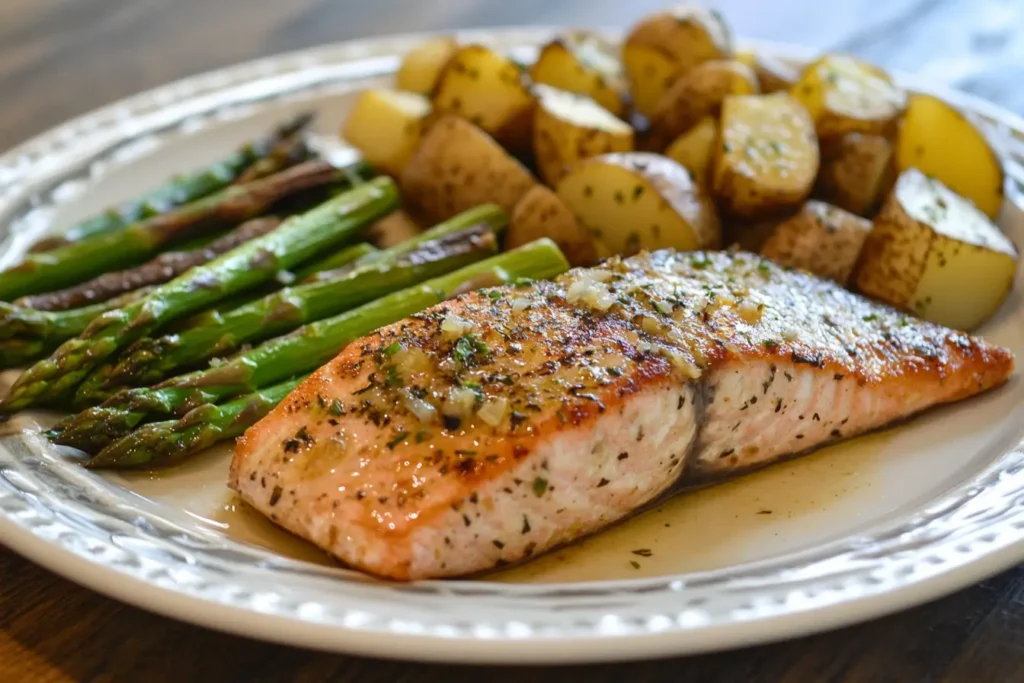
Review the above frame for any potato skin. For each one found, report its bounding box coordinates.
[760,200,871,285]
[664,116,719,186]
[816,133,896,216]
[712,93,820,218]
[400,116,537,223]
[530,33,627,117]
[395,36,459,95]
[648,59,758,149]
[750,53,800,94]
[508,185,597,266]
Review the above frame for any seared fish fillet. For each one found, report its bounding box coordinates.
[230,250,1013,580]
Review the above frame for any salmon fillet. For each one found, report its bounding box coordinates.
[229,250,1014,580]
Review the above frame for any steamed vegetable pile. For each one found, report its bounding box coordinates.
[342,3,1017,332]
[0,116,570,468]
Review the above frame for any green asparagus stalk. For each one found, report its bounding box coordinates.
[0,287,155,344]
[1,178,399,412]
[0,338,49,370]
[28,113,315,253]
[86,376,306,469]
[0,159,359,302]
[95,225,498,395]
[50,239,568,451]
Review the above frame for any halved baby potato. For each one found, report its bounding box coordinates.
[342,89,432,176]
[854,168,1018,330]
[749,53,800,94]
[622,4,734,116]
[532,85,634,186]
[760,200,871,285]
[508,185,597,267]
[530,32,627,117]
[896,93,1005,219]
[368,209,425,248]
[401,116,537,222]
[556,152,721,256]
[664,115,719,186]
[712,92,819,218]
[431,44,536,150]
[395,36,459,95]
[816,133,896,216]
[648,59,759,149]
[791,54,906,140]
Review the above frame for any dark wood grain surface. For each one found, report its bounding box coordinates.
[2,1,1024,681]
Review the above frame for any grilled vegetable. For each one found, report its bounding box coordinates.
[855,169,1018,330]
[508,185,597,266]
[395,36,459,94]
[530,32,627,117]
[712,92,819,218]
[664,116,719,186]
[815,133,896,217]
[556,152,721,256]
[532,85,634,185]
[342,90,432,176]
[759,201,871,285]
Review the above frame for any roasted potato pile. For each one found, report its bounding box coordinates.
[337,3,1016,329]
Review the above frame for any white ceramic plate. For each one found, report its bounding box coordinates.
[1,30,1023,665]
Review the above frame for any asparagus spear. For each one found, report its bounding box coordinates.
[85,377,306,469]
[14,216,283,312]
[50,239,568,451]
[97,225,498,394]
[0,338,49,370]
[0,287,155,343]
[28,113,316,253]
[0,159,361,302]
[1,177,399,412]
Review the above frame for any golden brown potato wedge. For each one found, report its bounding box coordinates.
[790,54,906,140]
[816,133,896,216]
[341,89,432,177]
[532,85,634,186]
[895,93,1004,219]
[622,4,734,116]
[431,44,536,150]
[508,185,597,266]
[749,53,800,93]
[760,201,871,285]
[712,92,819,218]
[400,116,537,222]
[664,115,719,186]
[368,209,425,248]
[530,32,627,117]
[395,36,459,95]
[854,168,1018,330]
[648,59,758,149]
[556,152,721,256]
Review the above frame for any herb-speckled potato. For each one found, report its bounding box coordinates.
[664,115,718,186]
[712,92,819,218]
[855,169,1018,330]
[738,52,800,94]
[532,85,634,186]
[395,36,459,95]
[622,4,734,116]
[896,93,1005,219]
[648,59,759,149]
[760,200,871,285]
[342,89,432,177]
[816,133,896,216]
[431,44,536,150]
[791,54,906,140]
[401,116,537,223]
[556,152,721,256]
[530,32,627,117]
[508,185,597,266]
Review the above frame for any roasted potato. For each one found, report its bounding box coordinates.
[712,92,819,218]
[431,44,535,150]
[556,152,721,256]
[395,36,459,94]
[816,133,896,216]
[854,168,1018,330]
[791,54,906,140]
[368,209,425,248]
[401,116,537,222]
[648,59,759,149]
[530,32,627,117]
[749,53,800,94]
[760,201,871,285]
[342,89,431,177]
[622,4,734,116]
[896,93,1004,219]
[532,85,634,186]
[664,115,718,186]
[508,185,597,266]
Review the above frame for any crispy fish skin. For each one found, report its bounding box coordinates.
[230,250,1014,580]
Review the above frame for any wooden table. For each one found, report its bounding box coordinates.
[2,1,1023,680]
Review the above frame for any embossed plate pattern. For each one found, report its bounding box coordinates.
[1,31,1023,664]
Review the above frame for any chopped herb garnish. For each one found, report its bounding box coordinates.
[764,339,780,349]
[386,431,409,450]
[353,381,375,395]
[328,399,345,416]
[415,430,431,443]
[631,548,653,557]
[862,314,879,322]
[452,334,490,367]
[455,449,478,456]
[532,476,549,497]
[383,341,402,356]
[691,253,712,269]
[487,289,503,301]
[513,277,534,288]
[630,560,641,570]
[385,366,403,387]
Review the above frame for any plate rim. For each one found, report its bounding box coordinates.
[1,27,1023,665]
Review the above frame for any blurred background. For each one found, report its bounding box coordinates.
[2,0,1023,150]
